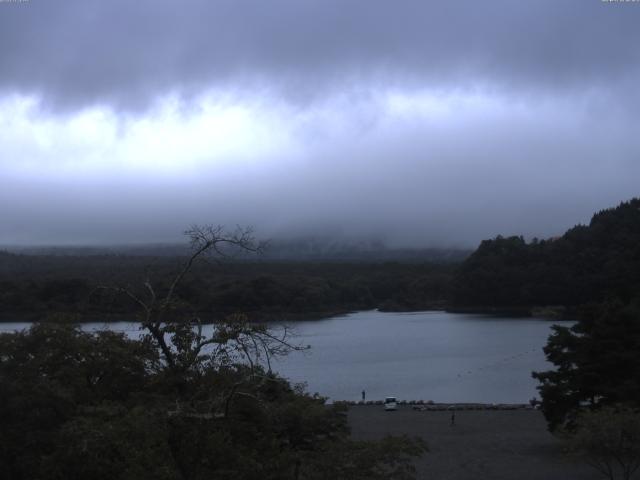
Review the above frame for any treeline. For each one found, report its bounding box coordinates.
[0,253,455,321]
[452,198,640,313]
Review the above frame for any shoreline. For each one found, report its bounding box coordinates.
[340,400,536,410]
[0,309,355,324]
[0,304,577,323]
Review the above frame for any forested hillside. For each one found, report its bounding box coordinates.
[452,198,640,311]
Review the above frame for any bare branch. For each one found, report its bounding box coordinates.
[144,278,157,306]
[94,225,308,381]
[160,225,260,320]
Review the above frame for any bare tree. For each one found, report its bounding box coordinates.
[99,225,305,376]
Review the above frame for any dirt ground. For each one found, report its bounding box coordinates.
[348,406,602,480]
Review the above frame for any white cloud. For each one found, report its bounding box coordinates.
[1,85,638,246]
[0,92,295,179]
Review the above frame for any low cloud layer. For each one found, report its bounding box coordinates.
[1,1,638,247]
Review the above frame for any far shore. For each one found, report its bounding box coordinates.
[0,309,354,324]
[0,305,578,323]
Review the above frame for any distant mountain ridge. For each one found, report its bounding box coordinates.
[5,238,471,264]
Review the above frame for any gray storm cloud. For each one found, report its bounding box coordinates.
[1,0,639,109]
[0,0,639,247]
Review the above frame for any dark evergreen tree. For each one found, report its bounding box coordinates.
[533,300,640,431]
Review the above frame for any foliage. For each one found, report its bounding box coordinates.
[0,322,426,479]
[0,324,158,479]
[452,198,640,309]
[563,406,640,480]
[532,300,640,431]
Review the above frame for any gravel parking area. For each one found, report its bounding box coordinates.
[348,406,601,480]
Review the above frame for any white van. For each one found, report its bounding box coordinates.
[384,397,398,411]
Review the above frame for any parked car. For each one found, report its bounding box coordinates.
[384,397,397,411]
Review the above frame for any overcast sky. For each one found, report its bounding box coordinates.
[1,0,639,247]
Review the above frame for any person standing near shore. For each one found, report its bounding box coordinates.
[450,411,456,426]
[362,390,366,402]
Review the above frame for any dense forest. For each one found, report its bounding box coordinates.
[0,252,456,322]
[451,198,640,314]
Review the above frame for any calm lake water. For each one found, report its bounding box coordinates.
[0,310,570,403]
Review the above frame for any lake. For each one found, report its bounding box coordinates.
[0,310,570,404]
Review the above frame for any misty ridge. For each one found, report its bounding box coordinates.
[4,237,471,263]
[2,196,639,323]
